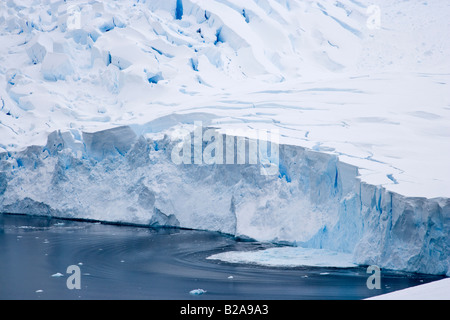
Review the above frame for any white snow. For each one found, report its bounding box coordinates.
[0,0,449,282]
[367,278,450,300]
[207,247,358,268]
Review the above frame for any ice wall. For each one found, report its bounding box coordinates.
[0,124,449,275]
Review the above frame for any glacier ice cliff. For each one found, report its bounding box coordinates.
[0,123,449,276]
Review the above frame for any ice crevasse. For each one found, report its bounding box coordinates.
[0,122,449,276]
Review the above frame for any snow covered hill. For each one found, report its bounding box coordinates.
[1,0,450,275]
[368,277,450,300]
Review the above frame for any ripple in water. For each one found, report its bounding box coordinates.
[0,213,444,300]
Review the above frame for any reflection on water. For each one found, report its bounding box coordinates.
[0,213,444,300]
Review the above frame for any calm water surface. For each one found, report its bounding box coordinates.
[0,213,443,300]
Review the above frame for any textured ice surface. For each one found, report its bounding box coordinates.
[0,0,449,198]
[41,53,74,81]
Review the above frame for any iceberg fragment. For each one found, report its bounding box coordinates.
[26,38,47,64]
[51,273,64,277]
[189,289,206,295]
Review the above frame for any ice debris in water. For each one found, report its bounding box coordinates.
[51,272,64,277]
[189,289,207,295]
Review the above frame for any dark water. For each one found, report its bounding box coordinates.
[0,213,443,300]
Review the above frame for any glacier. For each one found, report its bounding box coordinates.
[1,123,449,275]
[0,0,450,277]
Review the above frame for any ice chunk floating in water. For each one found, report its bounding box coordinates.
[51,273,64,277]
[189,289,207,295]
[207,247,358,268]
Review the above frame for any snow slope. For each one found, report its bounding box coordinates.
[367,278,450,300]
[1,0,450,275]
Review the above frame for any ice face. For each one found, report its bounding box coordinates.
[0,124,449,276]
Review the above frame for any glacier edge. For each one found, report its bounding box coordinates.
[0,124,449,276]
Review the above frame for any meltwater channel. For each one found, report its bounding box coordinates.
[0,213,443,300]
